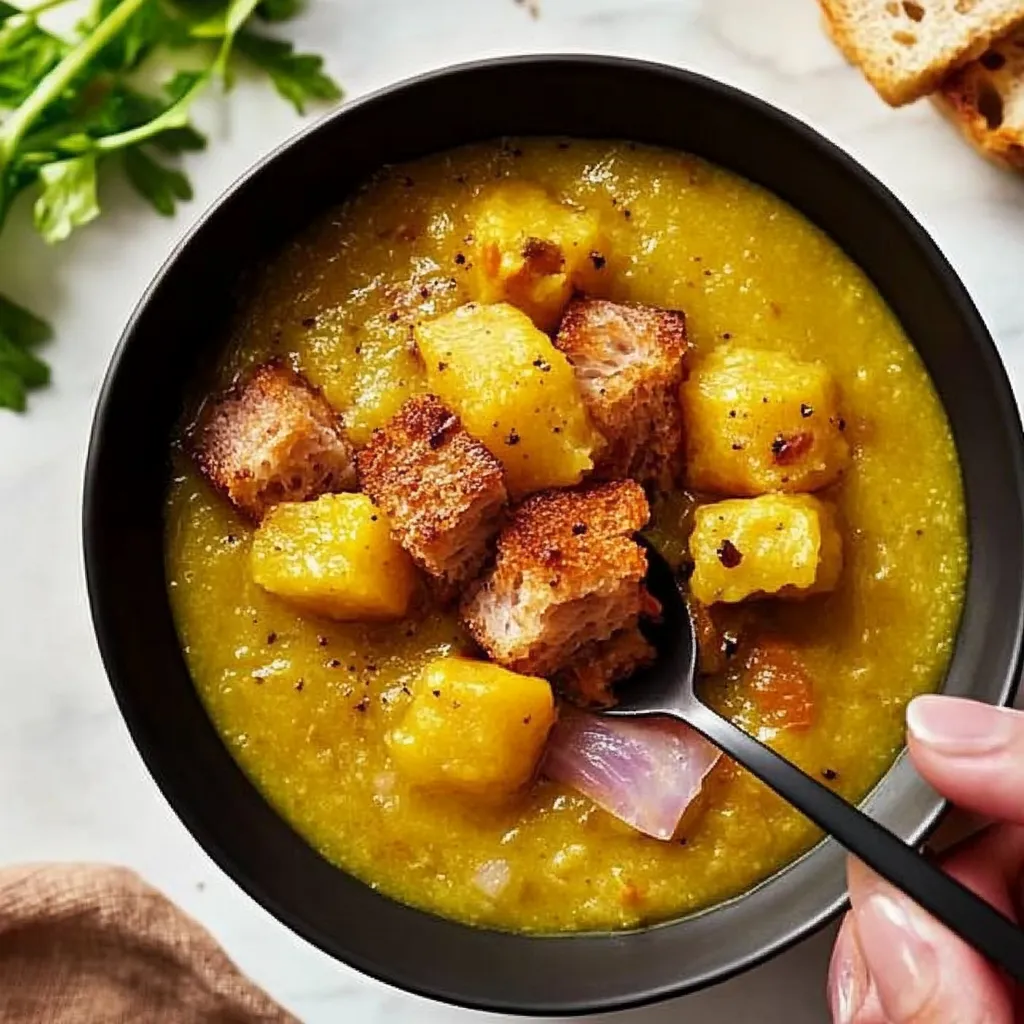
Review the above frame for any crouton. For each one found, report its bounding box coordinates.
[465,182,610,331]
[461,481,657,679]
[555,298,689,490]
[191,361,356,521]
[416,303,603,497]
[681,345,850,496]
[689,494,843,605]
[554,624,656,708]
[251,493,418,621]
[357,394,508,599]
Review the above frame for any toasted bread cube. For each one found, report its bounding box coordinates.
[251,494,417,620]
[689,494,843,605]
[191,361,356,521]
[554,624,656,708]
[555,298,689,490]
[681,346,850,496]
[388,656,556,797]
[466,182,609,331]
[416,303,603,497]
[357,395,508,598]
[462,481,657,678]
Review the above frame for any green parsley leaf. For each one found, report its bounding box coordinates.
[0,331,50,386]
[257,0,301,21]
[33,153,100,243]
[0,18,66,109]
[0,2,21,23]
[0,294,52,348]
[123,146,192,215]
[235,31,341,113]
[0,366,27,411]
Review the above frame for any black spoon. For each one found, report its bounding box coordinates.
[600,540,1024,982]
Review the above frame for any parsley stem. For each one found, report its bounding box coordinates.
[95,74,210,152]
[0,0,151,164]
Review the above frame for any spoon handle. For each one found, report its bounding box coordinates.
[680,700,1024,983]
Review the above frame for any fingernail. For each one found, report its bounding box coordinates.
[906,695,1016,756]
[827,925,868,1024]
[853,892,938,1021]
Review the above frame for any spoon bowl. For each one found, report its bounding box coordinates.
[604,539,1024,983]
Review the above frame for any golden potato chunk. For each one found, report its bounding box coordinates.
[251,493,418,620]
[466,182,609,331]
[689,494,842,604]
[416,302,603,497]
[681,345,850,495]
[388,657,556,797]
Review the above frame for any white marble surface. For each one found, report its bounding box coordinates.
[1,0,1023,1020]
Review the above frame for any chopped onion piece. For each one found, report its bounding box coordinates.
[543,708,721,841]
[473,858,511,899]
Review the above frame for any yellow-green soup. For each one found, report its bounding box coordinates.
[166,139,966,932]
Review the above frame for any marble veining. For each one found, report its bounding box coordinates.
[1,1,1021,1020]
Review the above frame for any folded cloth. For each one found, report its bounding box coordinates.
[0,864,296,1023]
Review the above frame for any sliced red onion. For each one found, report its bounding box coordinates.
[543,709,721,841]
[473,858,511,899]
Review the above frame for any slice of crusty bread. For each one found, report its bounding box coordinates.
[191,361,356,521]
[357,394,508,599]
[820,0,1024,106]
[936,27,1024,167]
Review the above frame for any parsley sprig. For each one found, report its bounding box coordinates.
[0,0,340,410]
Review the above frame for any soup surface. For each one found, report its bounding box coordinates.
[166,139,966,932]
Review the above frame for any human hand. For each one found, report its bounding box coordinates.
[828,694,1024,1023]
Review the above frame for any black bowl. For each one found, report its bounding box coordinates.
[83,56,1024,1015]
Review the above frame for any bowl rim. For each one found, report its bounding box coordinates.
[83,53,1024,1015]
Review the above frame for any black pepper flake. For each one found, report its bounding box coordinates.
[370,514,378,522]
[354,345,362,355]
[432,689,441,698]
[731,443,743,451]
[623,209,632,219]
[822,768,839,781]
[589,252,606,270]
[327,658,341,668]
[455,252,466,265]
[366,664,378,673]
[728,410,737,419]
[704,269,712,277]
[401,685,412,696]
[801,403,814,418]
[437,361,448,372]
[557,141,570,150]
[505,429,521,446]
[532,358,551,372]
[572,523,588,536]
[354,697,370,712]
[252,674,263,685]
[837,417,847,432]
[348,665,356,672]
[523,715,532,725]
[419,286,430,300]
[400,175,415,188]
[717,539,743,569]
[916,528,925,537]
[226,534,237,545]
[429,413,458,449]
[552,426,561,434]
[721,633,740,659]
[295,679,304,692]
[452,700,462,709]
[722,332,732,340]
[317,635,329,647]
[678,837,688,847]
[387,311,399,323]
[455,174,467,185]
[301,316,316,328]
[266,632,277,645]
